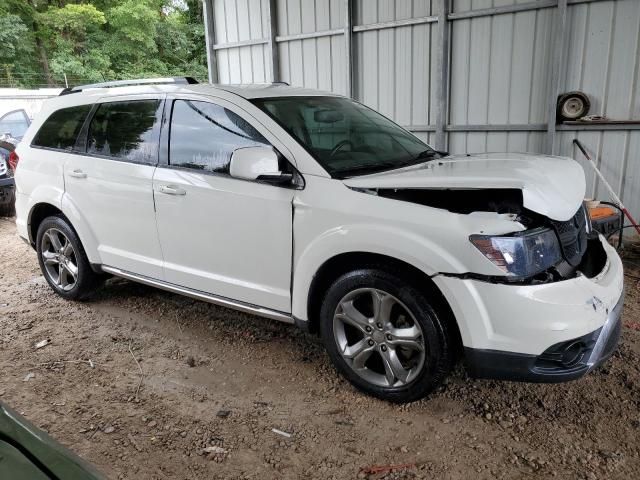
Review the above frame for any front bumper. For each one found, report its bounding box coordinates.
[433,234,625,382]
[464,290,623,382]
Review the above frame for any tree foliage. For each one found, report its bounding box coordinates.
[0,0,208,87]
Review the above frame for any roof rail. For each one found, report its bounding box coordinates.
[272,81,290,86]
[59,77,199,96]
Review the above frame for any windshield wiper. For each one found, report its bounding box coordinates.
[333,149,448,178]
[333,161,403,178]
[413,149,446,162]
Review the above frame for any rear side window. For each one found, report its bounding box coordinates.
[87,100,162,164]
[32,105,91,150]
[169,100,267,174]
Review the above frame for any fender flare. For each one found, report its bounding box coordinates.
[291,223,468,321]
[25,184,64,242]
[60,193,102,265]
[28,192,102,266]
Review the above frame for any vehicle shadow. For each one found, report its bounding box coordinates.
[89,275,327,360]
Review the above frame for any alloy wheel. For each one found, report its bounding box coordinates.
[333,288,426,388]
[41,228,79,292]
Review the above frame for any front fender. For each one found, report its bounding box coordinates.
[291,222,468,321]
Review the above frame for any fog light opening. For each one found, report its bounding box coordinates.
[561,341,586,367]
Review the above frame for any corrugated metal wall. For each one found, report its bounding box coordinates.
[557,0,640,218]
[213,0,271,83]
[206,0,640,224]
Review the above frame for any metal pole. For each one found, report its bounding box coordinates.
[344,0,354,97]
[434,0,451,151]
[203,0,219,83]
[546,0,567,154]
[267,0,280,82]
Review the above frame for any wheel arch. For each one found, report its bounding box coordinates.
[28,202,65,246]
[28,200,101,267]
[302,251,463,357]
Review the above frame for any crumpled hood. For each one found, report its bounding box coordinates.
[342,153,586,221]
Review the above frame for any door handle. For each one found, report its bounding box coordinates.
[159,185,187,196]
[68,169,87,179]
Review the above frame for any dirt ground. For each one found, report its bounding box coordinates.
[1,217,639,480]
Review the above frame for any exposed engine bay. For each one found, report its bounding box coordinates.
[366,187,608,285]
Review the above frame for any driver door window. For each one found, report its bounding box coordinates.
[169,100,268,174]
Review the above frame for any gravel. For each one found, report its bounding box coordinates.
[1,217,639,479]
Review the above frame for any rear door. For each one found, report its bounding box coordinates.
[63,95,165,279]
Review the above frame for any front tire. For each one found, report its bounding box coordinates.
[36,216,100,300]
[319,268,452,403]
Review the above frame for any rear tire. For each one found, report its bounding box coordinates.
[319,268,452,403]
[36,216,100,300]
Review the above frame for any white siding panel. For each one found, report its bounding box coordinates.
[288,40,304,86]
[316,37,333,91]
[217,50,230,83]
[236,0,251,41]
[508,10,537,124]
[276,0,289,34]
[213,0,228,43]
[278,43,291,83]
[239,46,253,82]
[223,0,239,42]
[247,0,264,39]
[395,26,413,125]
[487,8,514,125]
[330,35,346,95]
[378,29,396,117]
[250,45,267,82]
[413,24,431,126]
[302,39,319,88]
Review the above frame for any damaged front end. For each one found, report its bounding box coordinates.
[367,187,607,285]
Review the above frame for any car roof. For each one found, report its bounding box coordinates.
[57,82,340,103]
[191,83,340,99]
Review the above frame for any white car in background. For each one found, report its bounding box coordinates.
[13,78,624,402]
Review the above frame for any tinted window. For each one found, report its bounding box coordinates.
[32,105,91,150]
[0,110,29,139]
[87,100,162,164]
[169,100,267,174]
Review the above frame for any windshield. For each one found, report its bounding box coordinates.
[251,96,440,178]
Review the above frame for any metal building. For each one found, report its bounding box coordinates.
[202,0,640,221]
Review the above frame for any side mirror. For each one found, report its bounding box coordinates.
[229,146,293,185]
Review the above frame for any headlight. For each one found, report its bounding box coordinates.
[470,228,562,277]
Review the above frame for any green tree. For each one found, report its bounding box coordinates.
[38,3,108,83]
[0,0,208,88]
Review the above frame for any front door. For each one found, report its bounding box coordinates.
[63,96,165,279]
[153,98,295,313]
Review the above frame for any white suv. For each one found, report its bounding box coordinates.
[14,78,624,402]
